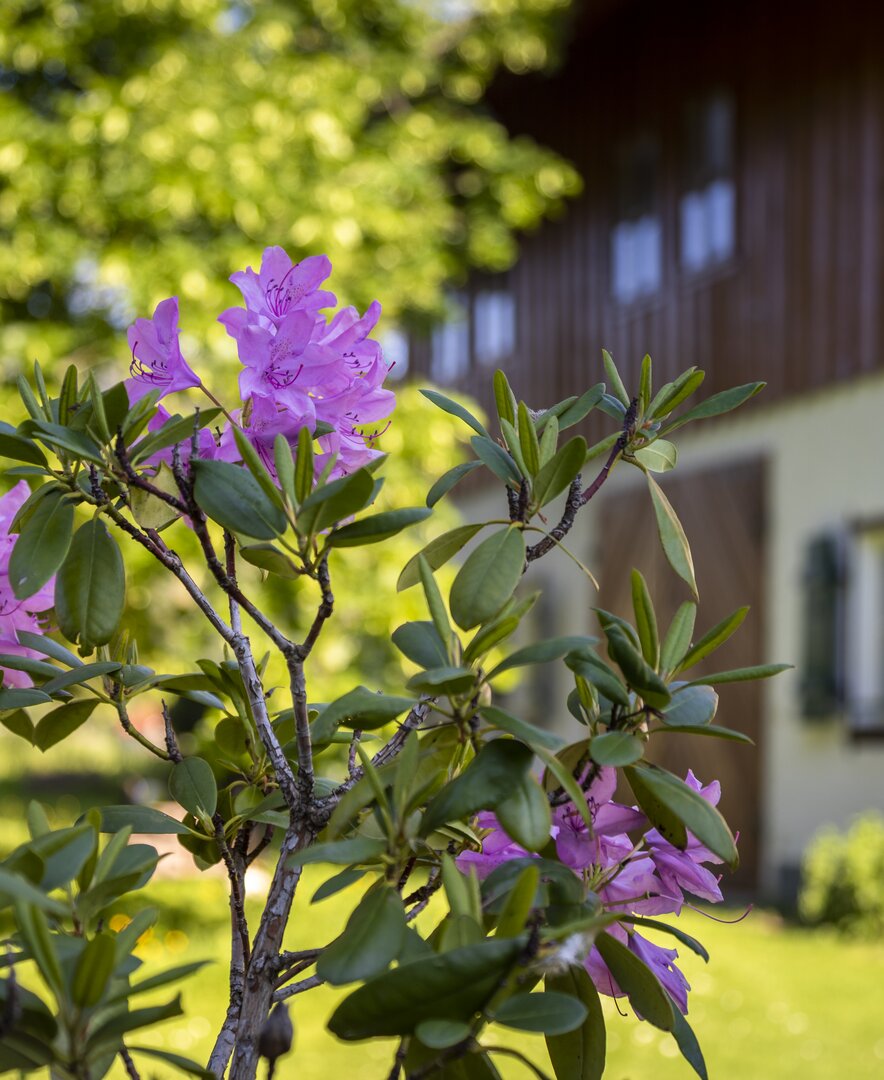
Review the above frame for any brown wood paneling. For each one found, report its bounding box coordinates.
[595,460,767,890]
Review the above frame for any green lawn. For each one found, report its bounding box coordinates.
[114,874,884,1080]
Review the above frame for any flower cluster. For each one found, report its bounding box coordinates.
[457,767,726,1015]
[127,247,395,480]
[0,482,55,688]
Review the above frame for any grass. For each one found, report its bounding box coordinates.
[108,874,884,1080]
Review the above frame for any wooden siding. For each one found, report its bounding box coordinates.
[410,0,884,434]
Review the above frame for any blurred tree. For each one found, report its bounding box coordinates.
[0,0,580,369]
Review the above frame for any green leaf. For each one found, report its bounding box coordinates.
[647,368,705,420]
[407,666,475,695]
[238,542,299,578]
[625,762,738,868]
[647,475,697,598]
[532,437,587,508]
[638,354,652,414]
[623,764,686,850]
[566,650,630,708]
[538,413,559,467]
[426,461,482,507]
[169,758,218,818]
[661,382,766,435]
[495,864,540,939]
[470,435,523,487]
[660,602,697,676]
[39,661,121,694]
[496,775,552,853]
[129,464,182,531]
[536,745,593,832]
[98,805,191,835]
[16,630,83,668]
[313,687,415,742]
[232,425,287,510]
[661,685,718,727]
[584,432,619,464]
[668,1001,709,1080]
[633,439,677,473]
[129,1046,214,1078]
[298,467,374,535]
[499,418,531,479]
[545,966,606,1080]
[686,663,792,686]
[676,607,749,672]
[415,1018,473,1050]
[129,408,222,463]
[517,401,541,476]
[419,555,454,649]
[392,621,449,670]
[594,932,675,1031]
[487,635,596,680]
[478,706,564,753]
[71,932,116,1008]
[490,991,587,1035]
[630,569,659,668]
[603,625,670,709]
[55,519,126,651]
[420,389,489,439]
[556,385,605,429]
[330,506,431,547]
[287,837,387,867]
[655,723,754,744]
[493,370,517,426]
[398,523,486,591]
[274,432,297,506]
[328,936,525,1039]
[0,869,67,915]
[450,527,525,630]
[311,867,368,903]
[602,349,630,406]
[15,902,64,998]
[192,459,287,539]
[317,883,407,985]
[0,687,51,710]
[0,707,35,742]
[423,739,533,834]
[589,731,644,767]
[0,422,48,467]
[28,420,104,464]
[34,700,99,752]
[86,996,184,1051]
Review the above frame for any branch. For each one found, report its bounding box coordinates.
[119,1047,141,1080]
[299,553,334,657]
[214,814,251,967]
[272,973,325,1003]
[111,688,169,760]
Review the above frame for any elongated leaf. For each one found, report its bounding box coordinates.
[392,621,449,670]
[669,1000,709,1080]
[129,408,222,463]
[589,731,643,767]
[16,630,83,668]
[499,418,530,479]
[71,932,116,1008]
[39,661,121,694]
[661,685,718,728]
[55,519,126,651]
[661,382,765,435]
[647,475,697,597]
[594,932,675,1031]
[660,602,696,676]
[655,723,754,744]
[423,739,533,834]
[287,836,387,867]
[601,349,630,406]
[546,966,606,1080]
[536,745,593,832]
[330,506,431,548]
[0,708,35,742]
[298,467,374,535]
[584,432,618,464]
[239,542,299,578]
[129,1047,214,1078]
[328,936,525,1039]
[415,1018,473,1050]
[317,884,406,985]
[232,425,286,510]
[566,650,630,708]
[407,666,475,695]
[625,762,738,867]
[86,996,184,1051]
[630,569,659,668]
[9,490,73,599]
[533,436,587,508]
[493,370,517,426]
[398,523,486,591]
[450,527,525,630]
[496,775,552,853]
[604,626,670,709]
[686,663,792,686]
[28,420,104,464]
[488,635,596,680]
[170,758,217,818]
[479,706,564,752]
[676,607,749,672]
[538,413,559,467]
[633,439,677,474]
[312,687,415,741]
[647,368,704,420]
[491,991,587,1035]
[34,700,100,752]
[623,764,686,850]
[0,422,48,466]
[556,385,605,429]
[426,460,482,507]
[420,389,489,438]
[98,805,191,835]
[517,401,541,476]
[192,459,287,539]
[0,686,51,710]
[470,434,522,487]
[0,869,68,915]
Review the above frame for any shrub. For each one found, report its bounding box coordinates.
[799,812,884,936]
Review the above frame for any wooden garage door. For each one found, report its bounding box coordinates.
[596,459,767,890]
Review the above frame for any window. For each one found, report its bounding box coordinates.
[430,294,470,383]
[845,526,884,734]
[610,135,662,303]
[680,93,736,272]
[473,287,516,366]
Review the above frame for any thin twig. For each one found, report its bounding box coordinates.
[214,814,251,967]
[272,973,325,1002]
[119,1047,141,1080]
[162,700,183,763]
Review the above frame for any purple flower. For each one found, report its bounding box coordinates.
[220,248,335,331]
[455,811,533,880]
[629,930,691,1013]
[127,297,201,402]
[0,482,55,688]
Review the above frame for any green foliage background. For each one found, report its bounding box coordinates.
[0,0,581,368]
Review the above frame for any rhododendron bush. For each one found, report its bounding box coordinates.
[0,248,787,1080]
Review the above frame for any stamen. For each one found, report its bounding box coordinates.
[685,902,754,924]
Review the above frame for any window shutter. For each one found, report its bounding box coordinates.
[800,534,845,719]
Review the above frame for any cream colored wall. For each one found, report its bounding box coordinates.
[459,372,884,895]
